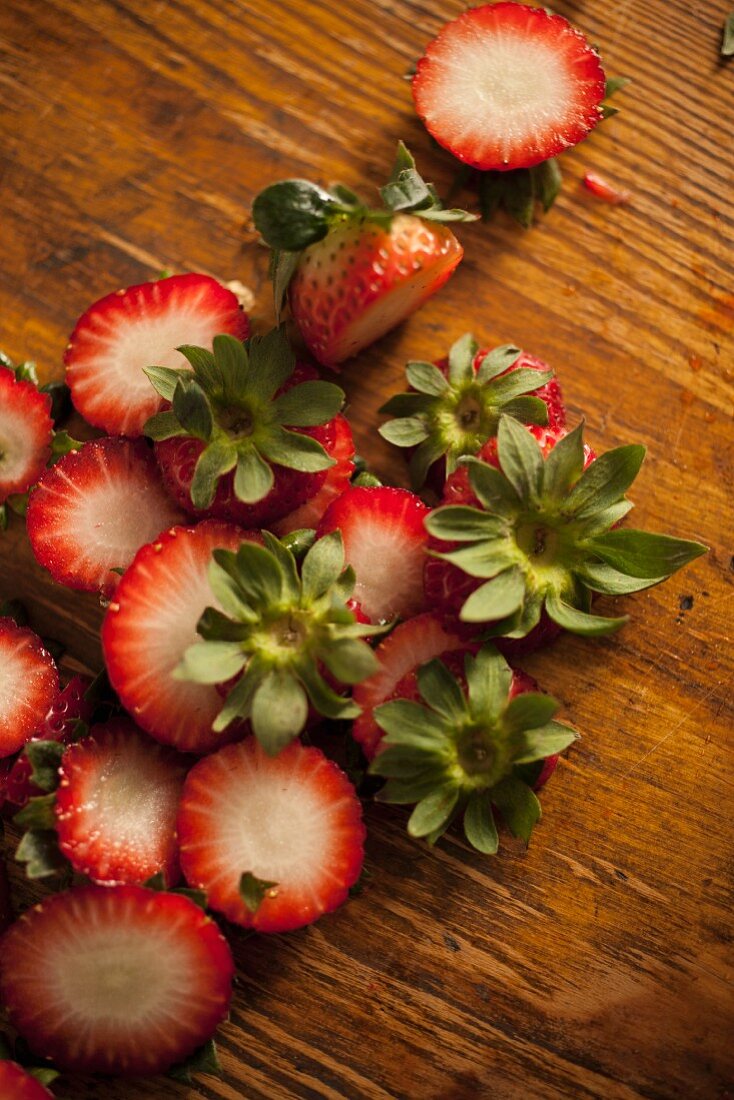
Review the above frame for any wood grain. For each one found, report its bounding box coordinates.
[1,0,733,1097]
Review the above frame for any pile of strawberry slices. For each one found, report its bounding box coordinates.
[0,7,703,1088]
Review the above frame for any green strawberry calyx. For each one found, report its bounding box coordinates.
[252,142,477,316]
[176,530,387,755]
[369,643,578,853]
[378,332,552,488]
[425,416,708,637]
[143,326,344,510]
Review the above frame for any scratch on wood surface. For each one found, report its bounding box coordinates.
[622,679,729,778]
[93,227,163,271]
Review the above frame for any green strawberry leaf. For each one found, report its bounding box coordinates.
[252,179,340,251]
[475,344,521,384]
[586,529,708,578]
[24,740,65,793]
[408,785,460,839]
[233,448,275,505]
[172,377,213,441]
[460,567,525,622]
[405,360,450,395]
[251,670,309,755]
[513,721,579,764]
[272,380,344,427]
[239,871,278,915]
[491,776,541,843]
[190,442,238,509]
[503,693,558,734]
[168,1038,222,1084]
[545,592,628,635]
[464,790,499,854]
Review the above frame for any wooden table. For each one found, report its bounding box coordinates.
[1,1,732,1096]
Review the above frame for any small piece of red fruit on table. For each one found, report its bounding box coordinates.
[583,172,631,205]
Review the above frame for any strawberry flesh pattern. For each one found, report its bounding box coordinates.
[0,619,58,759]
[0,370,53,501]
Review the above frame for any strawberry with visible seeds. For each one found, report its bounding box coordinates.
[64,273,249,436]
[253,143,474,369]
[55,719,187,886]
[0,619,58,759]
[177,738,365,932]
[413,4,606,173]
[102,521,261,753]
[144,327,345,528]
[26,437,185,596]
[0,368,53,505]
[379,333,565,490]
[0,1061,54,1099]
[316,486,430,624]
[273,414,355,535]
[369,642,578,853]
[425,416,707,646]
[0,884,234,1075]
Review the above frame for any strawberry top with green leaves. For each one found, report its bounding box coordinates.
[378,333,564,489]
[425,416,707,638]
[177,530,383,755]
[144,327,344,527]
[0,367,53,505]
[370,643,577,853]
[412,3,606,172]
[252,142,475,368]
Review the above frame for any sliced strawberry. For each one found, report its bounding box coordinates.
[55,719,188,886]
[352,614,467,759]
[412,3,606,171]
[0,884,234,1075]
[26,437,185,596]
[0,1062,53,1099]
[102,521,260,753]
[64,273,249,436]
[272,415,355,535]
[316,486,430,623]
[0,369,53,502]
[178,738,364,933]
[583,171,632,205]
[0,619,58,759]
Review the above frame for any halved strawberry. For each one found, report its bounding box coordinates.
[55,719,188,886]
[352,613,467,760]
[0,619,58,758]
[26,438,185,596]
[177,738,365,933]
[0,884,234,1075]
[253,143,474,368]
[145,330,345,528]
[379,334,565,491]
[0,1061,53,1099]
[369,642,578,853]
[273,414,355,535]
[102,521,260,753]
[0,369,53,503]
[412,4,606,172]
[316,486,430,623]
[64,273,249,436]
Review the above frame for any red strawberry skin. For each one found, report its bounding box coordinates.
[26,437,185,596]
[0,370,53,502]
[65,273,250,437]
[0,619,58,758]
[178,738,365,933]
[273,414,355,536]
[0,884,233,1076]
[102,521,260,753]
[55,718,188,886]
[316,486,430,624]
[154,364,338,528]
[0,1061,53,1099]
[0,856,12,932]
[412,3,606,171]
[291,215,463,368]
[353,613,469,760]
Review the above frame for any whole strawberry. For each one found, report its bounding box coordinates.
[425,416,707,643]
[379,332,565,490]
[252,143,476,368]
[370,642,578,852]
[144,326,345,527]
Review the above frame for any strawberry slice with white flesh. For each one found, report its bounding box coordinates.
[369,642,579,853]
[0,884,234,1076]
[412,3,606,171]
[64,273,250,436]
[26,437,185,596]
[0,1062,54,1100]
[102,520,261,753]
[316,486,430,623]
[55,719,188,886]
[352,613,467,760]
[177,738,365,933]
[0,368,53,504]
[0,619,58,758]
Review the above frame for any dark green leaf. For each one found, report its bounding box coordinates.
[488,368,554,404]
[464,790,499,854]
[321,637,379,684]
[542,422,586,500]
[447,332,477,386]
[176,345,219,383]
[577,499,634,536]
[580,562,667,595]
[168,1038,221,1084]
[373,699,448,744]
[273,380,344,427]
[239,871,278,914]
[378,417,430,447]
[252,179,338,250]
[475,344,521,385]
[233,448,275,504]
[259,427,334,472]
[465,645,512,721]
[378,392,435,417]
[514,720,578,764]
[251,670,308,754]
[605,75,632,97]
[464,458,521,517]
[438,539,518,580]
[233,541,287,605]
[302,530,344,601]
[405,360,450,395]
[14,793,57,830]
[368,744,436,779]
[190,441,238,509]
[586,529,708,579]
[501,395,549,427]
[565,444,645,517]
[279,527,316,561]
[172,377,213,441]
[49,430,83,461]
[417,658,467,722]
[502,168,535,228]
[212,334,247,402]
[16,829,68,878]
[532,158,562,212]
[270,250,301,319]
[213,665,264,732]
[298,662,360,720]
[491,776,541,843]
[143,365,183,401]
[460,567,525,623]
[496,415,544,502]
[409,436,448,490]
[408,785,460,838]
[246,327,296,402]
[143,409,183,441]
[503,692,558,733]
[176,640,247,684]
[545,592,628,635]
[207,561,258,621]
[259,531,301,599]
[25,741,65,793]
[478,171,506,220]
[425,505,505,542]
